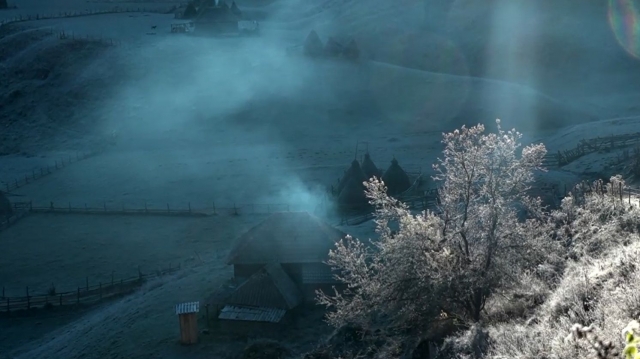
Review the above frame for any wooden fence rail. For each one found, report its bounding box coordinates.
[1,266,179,313]
[0,6,179,27]
[544,132,640,167]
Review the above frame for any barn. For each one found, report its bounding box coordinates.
[217,263,303,334]
[225,211,347,301]
[194,1,241,34]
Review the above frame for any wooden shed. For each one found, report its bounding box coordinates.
[225,212,347,301]
[175,301,200,345]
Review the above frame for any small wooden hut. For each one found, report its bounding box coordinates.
[175,301,200,345]
[303,30,325,57]
[382,158,412,195]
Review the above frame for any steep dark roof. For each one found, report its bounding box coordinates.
[225,263,302,310]
[226,212,347,265]
[382,158,412,196]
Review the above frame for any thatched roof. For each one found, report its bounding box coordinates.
[225,263,302,310]
[361,152,381,180]
[324,37,343,57]
[230,1,242,16]
[382,158,412,195]
[343,39,360,60]
[338,177,368,208]
[226,212,347,265]
[303,30,324,57]
[0,191,12,216]
[337,159,368,194]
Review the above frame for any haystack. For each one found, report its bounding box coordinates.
[343,39,360,60]
[337,159,367,194]
[324,37,343,57]
[217,0,229,8]
[382,158,412,195]
[0,191,12,218]
[230,1,242,16]
[361,152,381,180]
[303,30,324,57]
[338,177,368,208]
[183,2,198,18]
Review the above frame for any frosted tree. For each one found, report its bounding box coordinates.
[318,120,558,332]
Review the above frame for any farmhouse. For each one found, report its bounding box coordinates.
[225,211,346,300]
[217,263,303,332]
[194,0,242,34]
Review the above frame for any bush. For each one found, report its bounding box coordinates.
[240,340,290,359]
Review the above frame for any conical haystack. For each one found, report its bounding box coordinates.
[230,1,242,16]
[338,177,368,208]
[361,152,381,180]
[324,37,343,57]
[183,2,198,18]
[218,0,229,8]
[303,30,325,57]
[382,158,411,195]
[0,191,12,217]
[343,39,360,60]
[337,159,367,195]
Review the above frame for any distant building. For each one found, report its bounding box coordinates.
[194,0,242,34]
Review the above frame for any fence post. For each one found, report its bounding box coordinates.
[620,182,623,202]
[50,201,54,211]
[630,190,632,205]
[188,202,191,214]
[144,201,148,213]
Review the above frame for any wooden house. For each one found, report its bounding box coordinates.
[225,212,347,301]
[217,263,303,334]
[194,1,242,34]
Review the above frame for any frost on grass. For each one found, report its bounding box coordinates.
[311,120,640,359]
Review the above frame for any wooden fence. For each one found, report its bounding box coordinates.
[543,132,640,167]
[0,265,179,313]
[1,150,100,193]
[0,6,179,27]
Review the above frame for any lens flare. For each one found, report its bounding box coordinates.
[608,0,640,58]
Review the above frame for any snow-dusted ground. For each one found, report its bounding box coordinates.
[1,0,640,358]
